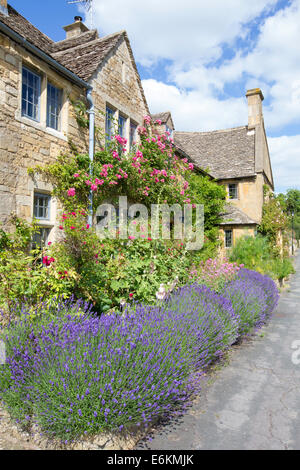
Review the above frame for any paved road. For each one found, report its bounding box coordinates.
[137,253,300,450]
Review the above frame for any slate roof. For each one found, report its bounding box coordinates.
[220,204,258,226]
[174,126,256,180]
[0,5,150,112]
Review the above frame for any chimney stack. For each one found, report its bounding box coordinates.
[0,0,8,16]
[63,16,89,40]
[246,88,264,129]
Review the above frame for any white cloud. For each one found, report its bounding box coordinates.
[87,0,300,190]
[91,0,277,66]
[268,135,300,192]
[142,79,247,131]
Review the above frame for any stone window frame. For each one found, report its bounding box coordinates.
[105,102,134,152]
[16,60,69,141]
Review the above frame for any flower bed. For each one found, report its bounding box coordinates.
[0,270,279,445]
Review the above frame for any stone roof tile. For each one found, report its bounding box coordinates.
[174,126,255,179]
[52,31,123,81]
[220,203,258,225]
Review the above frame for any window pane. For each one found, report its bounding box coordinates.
[34,193,51,220]
[225,230,233,248]
[228,184,238,199]
[32,227,51,250]
[47,83,62,130]
[118,115,126,137]
[22,67,40,121]
[129,122,137,150]
[105,107,115,145]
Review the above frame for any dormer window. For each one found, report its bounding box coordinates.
[228,183,238,200]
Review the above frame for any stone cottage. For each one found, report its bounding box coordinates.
[160,89,274,250]
[0,2,149,245]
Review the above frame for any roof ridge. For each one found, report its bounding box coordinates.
[52,30,124,56]
[174,125,248,135]
[54,29,98,46]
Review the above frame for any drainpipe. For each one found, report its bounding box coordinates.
[86,88,95,227]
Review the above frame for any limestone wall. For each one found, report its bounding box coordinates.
[0,32,148,237]
[90,38,148,149]
[0,32,88,234]
[219,175,266,224]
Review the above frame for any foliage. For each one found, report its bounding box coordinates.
[21,115,227,311]
[278,188,300,242]
[47,210,191,311]
[229,234,294,282]
[0,271,278,442]
[258,187,289,256]
[0,217,42,316]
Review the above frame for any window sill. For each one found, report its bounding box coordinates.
[16,115,67,142]
[36,220,54,228]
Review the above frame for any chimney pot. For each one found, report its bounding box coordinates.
[246,88,264,128]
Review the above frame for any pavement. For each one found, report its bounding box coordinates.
[136,252,300,450]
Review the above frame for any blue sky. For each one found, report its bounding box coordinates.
[8,0,300,193]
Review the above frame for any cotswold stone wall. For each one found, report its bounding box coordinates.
[0,32,87,232]
[219,174,269,224]
[0,31,148,235]
[90,38,148,148]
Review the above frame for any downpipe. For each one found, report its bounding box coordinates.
[86,88,95,227]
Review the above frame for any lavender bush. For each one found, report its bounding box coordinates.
[236,268,279,315]
[221,268,279,335]
[0,293,230,441]
[166,284,240,354]
[0,271,279,442]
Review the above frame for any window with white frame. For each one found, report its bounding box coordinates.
[225,229,233,248]
[228,183,238,199]
[33,193,51,220]
[22,66,41,121]
[105,106,115,144]
[47,83,62,131]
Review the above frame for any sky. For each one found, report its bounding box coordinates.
[8,0,300,193]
